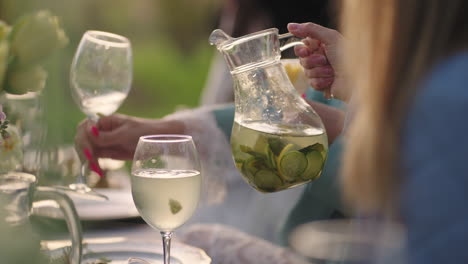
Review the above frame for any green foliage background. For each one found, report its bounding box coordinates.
[0,0,221,145]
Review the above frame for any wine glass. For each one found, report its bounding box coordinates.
[130,135,202,264]
[63,30,132,199]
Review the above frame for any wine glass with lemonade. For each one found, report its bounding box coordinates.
[65,30,132,199]
[129,135,202,264]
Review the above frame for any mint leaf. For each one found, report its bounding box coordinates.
[169,199,182,214]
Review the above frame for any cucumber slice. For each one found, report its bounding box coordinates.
[242,157,266,182]
[277,143,296,157]
[278,150,308,181]
[276,143,297,181]
[302,150,323,180]
[244,156,262,171]
[254,169,282,191]
[299,143,327,160]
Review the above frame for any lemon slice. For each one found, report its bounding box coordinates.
[282,59,308,94]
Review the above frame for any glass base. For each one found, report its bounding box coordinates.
[128,257,152,264]
[54,183,109,201]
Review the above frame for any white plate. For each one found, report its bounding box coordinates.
[45,239,211,264]
[82,241,211,264]
[75,188,140,221]
[33,188,140,221]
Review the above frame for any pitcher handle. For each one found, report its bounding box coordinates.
[35,186,83,264]
[279,33,304,52]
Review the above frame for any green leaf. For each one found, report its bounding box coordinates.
[239,145,266,159]
[268,138,286,156]
[169,199,182,214]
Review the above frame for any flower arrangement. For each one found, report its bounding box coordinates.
[0,10,68,172]
[0,10,68,95]
[0,103,22,172]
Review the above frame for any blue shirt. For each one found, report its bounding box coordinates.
[401,52,468,263]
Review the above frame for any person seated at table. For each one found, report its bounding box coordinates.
[200,0,337,105]
[75,0,347,244]
[179,0,468,260]
[284,0,468,262]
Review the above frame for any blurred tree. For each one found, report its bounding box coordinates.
[0,0,218,145]
[157,0,221,53]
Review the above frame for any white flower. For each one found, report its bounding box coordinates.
[0,20,11,39]
[0,125,23,173]
[10,10,68,65]
[4,65,47,94]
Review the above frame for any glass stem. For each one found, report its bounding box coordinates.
[74,115,97,187]
[88,114,99,123]
[69,163,90,192]
[77,163,87,185]
[161,231,173,264]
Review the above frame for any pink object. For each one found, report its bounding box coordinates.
[83,148,92,161]
[90,162,104,178]
[301,93,307,98]
[91,126,99,137]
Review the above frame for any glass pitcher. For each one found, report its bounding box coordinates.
[0,172,82,264]
[209,28,328,192]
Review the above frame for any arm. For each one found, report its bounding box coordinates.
[75,114,185,174]
[76,107,238,204]
[307,99,345,144]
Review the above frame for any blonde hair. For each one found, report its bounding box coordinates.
[341,0,468,213]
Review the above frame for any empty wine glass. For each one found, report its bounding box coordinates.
[130,135,202,264]
[61,30,132,199]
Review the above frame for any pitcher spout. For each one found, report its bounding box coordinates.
[209,29,232,49]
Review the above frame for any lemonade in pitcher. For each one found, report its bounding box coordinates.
[232,121,327,192]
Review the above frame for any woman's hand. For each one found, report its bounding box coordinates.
[75,114,185,174]
[288,23,350,102]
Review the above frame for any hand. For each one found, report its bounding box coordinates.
[75,114,185,172]
[288,22,350,102]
